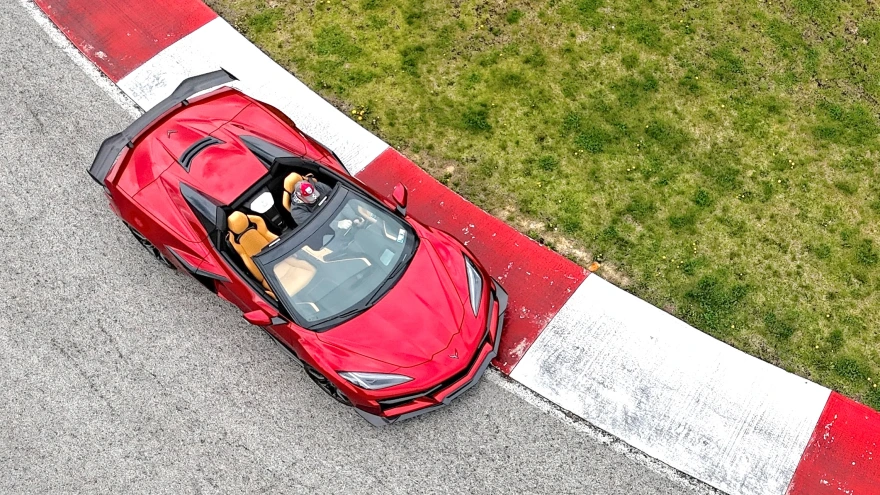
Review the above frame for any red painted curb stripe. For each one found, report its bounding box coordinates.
[786,392,880,495]
[34,0,216,82]
[358,149,588,374]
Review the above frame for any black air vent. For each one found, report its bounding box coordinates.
[179,182,225,236]
[179,136,223,171]
[240,135,294,169]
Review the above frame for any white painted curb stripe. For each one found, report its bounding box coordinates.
[511,275,830,495]
[117,17,388,175]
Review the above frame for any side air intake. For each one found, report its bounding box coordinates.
[179,182,225,236]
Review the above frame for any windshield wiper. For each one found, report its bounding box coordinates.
[310,306,367,331]
[366,254,410,306]
[329,306,366,322]
[316,255,409,329]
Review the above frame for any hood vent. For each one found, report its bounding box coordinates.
[179,136,224,172]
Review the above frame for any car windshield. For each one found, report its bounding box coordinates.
[254,188,417,328]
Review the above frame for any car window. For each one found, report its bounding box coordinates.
[257,190,416,327]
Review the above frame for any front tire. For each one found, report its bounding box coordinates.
[127,225,175,269]
[304,364,352,406]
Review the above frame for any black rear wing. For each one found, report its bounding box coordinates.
[88,69,238,185]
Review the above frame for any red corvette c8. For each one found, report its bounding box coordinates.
[89,70,507,425]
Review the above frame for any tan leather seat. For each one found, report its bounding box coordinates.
[272,257,317,297]
[227,212,278,292]
[282,172,304,211]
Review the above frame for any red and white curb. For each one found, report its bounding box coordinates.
[511,276,830,495]
[25,1,880,493]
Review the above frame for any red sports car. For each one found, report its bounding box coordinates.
[89,70,507,425]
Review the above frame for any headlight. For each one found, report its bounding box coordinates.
[464,256,483,316]
[338,371,413,390]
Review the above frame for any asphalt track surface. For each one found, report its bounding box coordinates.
[0,3,712,493]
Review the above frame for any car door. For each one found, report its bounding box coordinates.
[208,251,314,362]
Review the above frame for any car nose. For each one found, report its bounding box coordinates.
[430,333,472,370]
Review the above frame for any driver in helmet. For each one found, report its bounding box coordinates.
[288,179,332,225]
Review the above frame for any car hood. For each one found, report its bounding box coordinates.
[317,238,465,367]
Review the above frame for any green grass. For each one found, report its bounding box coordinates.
[211,0,880,409]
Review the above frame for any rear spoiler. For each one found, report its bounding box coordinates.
[88,69,238,185]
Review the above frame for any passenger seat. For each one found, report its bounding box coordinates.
[227,211,278,293]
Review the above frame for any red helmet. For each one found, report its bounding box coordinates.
[295,180,319,204]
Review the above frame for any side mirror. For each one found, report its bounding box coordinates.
[243,310,272,326]
[391,183,408,216]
